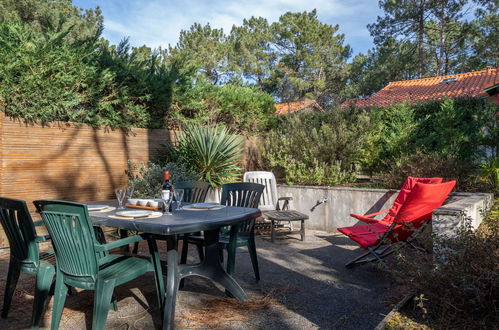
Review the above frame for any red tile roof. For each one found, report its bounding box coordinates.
[341,67,499,108]
[275,99,323,115]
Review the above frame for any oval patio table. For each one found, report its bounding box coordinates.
[88,201,261,330]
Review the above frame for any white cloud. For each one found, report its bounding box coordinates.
[76,0,381,55]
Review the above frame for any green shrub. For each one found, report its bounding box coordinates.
[362,103,417,173]
[363,98,498,172]
[477,156,499,195]
[126,161,197,198]
[388,201,499,328]
[171,80,276,133]
[411,98,497,163]
[260,110,373,185]
[97,40,182,128]
[379,150,476,191]
[0,21,150,128]
[168,124,243,187]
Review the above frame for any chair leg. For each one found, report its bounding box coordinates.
[196,242,204,261]
[132,242,140,254]
[271,220,276,243]
[179,237,189,289]
[111,296,118,312]
[218,245,224,264]
[93,226,107,244]
[147,239,165,310]
[180,235,189,265]
[300,219,305,241]
[226,243,237,277]
[247,237,260,282]
[345,250,375,269]
[2,258,21,318]
[119,229,130,253]
[31,264,55,329]
[50,271,68,330]
[345,245,395,269]
[92,279,116,330]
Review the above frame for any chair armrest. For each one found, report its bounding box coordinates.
[34,220,45,227]
[277,196,293,210]
[95,234,144,252]
[350,209,390,224]
[363,209,389,218]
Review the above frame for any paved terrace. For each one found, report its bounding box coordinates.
[0,230,391,329]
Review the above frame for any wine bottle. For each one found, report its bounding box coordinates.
[162,171,173,211]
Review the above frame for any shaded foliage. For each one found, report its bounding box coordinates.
[364,98,497,174]
[0,21,150,128]
[388,201,499,329]
[261,98,498,192]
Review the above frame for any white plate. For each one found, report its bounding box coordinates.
[183,203,226,211]
[88,205,110,211]
[115,210,152,218]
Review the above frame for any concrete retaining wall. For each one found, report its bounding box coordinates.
[432,192,493,236]
[276,185,493,234]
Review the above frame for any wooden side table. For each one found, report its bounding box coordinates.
[263,210,309,242]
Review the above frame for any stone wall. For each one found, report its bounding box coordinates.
[276,184,493,233]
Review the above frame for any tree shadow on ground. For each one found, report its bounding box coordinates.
[0,247,163,330]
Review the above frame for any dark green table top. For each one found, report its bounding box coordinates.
[88,201,261,235]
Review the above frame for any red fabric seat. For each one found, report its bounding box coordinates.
[339,181,456,252]
[338,223,388,249]
[350,176,443,225]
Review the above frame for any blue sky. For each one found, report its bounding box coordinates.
[74,0,383,57]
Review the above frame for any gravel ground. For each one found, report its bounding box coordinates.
[0,230,391,329]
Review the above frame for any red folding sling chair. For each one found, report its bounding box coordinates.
[338,180,456,268]
[350,176,443,226]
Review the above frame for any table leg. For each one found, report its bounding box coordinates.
[162,229,248,330]
[163,249,180,330]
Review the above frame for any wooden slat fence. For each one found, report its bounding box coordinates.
[0,112,173,247]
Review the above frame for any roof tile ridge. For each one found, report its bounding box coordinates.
[387,68,496,86]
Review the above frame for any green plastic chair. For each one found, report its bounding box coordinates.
[177,181,211,264]
[0,197,55,329]
[218,182,264,282]
[176,181,211,205]
[33,200,165,330]
[184,182,264,282]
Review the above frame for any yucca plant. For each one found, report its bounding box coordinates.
[170,124,243,187]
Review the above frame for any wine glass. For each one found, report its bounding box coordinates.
[125,186,134,204]
[161,190,173,215]
[174,189,184,210]
[115,188,126,209]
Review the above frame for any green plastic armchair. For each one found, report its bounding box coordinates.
[0,197,54,329]
[33,200,165,330]
[184,182,264,282]
[176,181,211,263]
[218,182,264,282]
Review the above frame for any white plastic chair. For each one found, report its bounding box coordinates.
[243,171,293,229]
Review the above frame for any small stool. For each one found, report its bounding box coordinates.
[263,210,309,242]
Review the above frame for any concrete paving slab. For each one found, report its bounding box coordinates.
[0,230,391,329]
